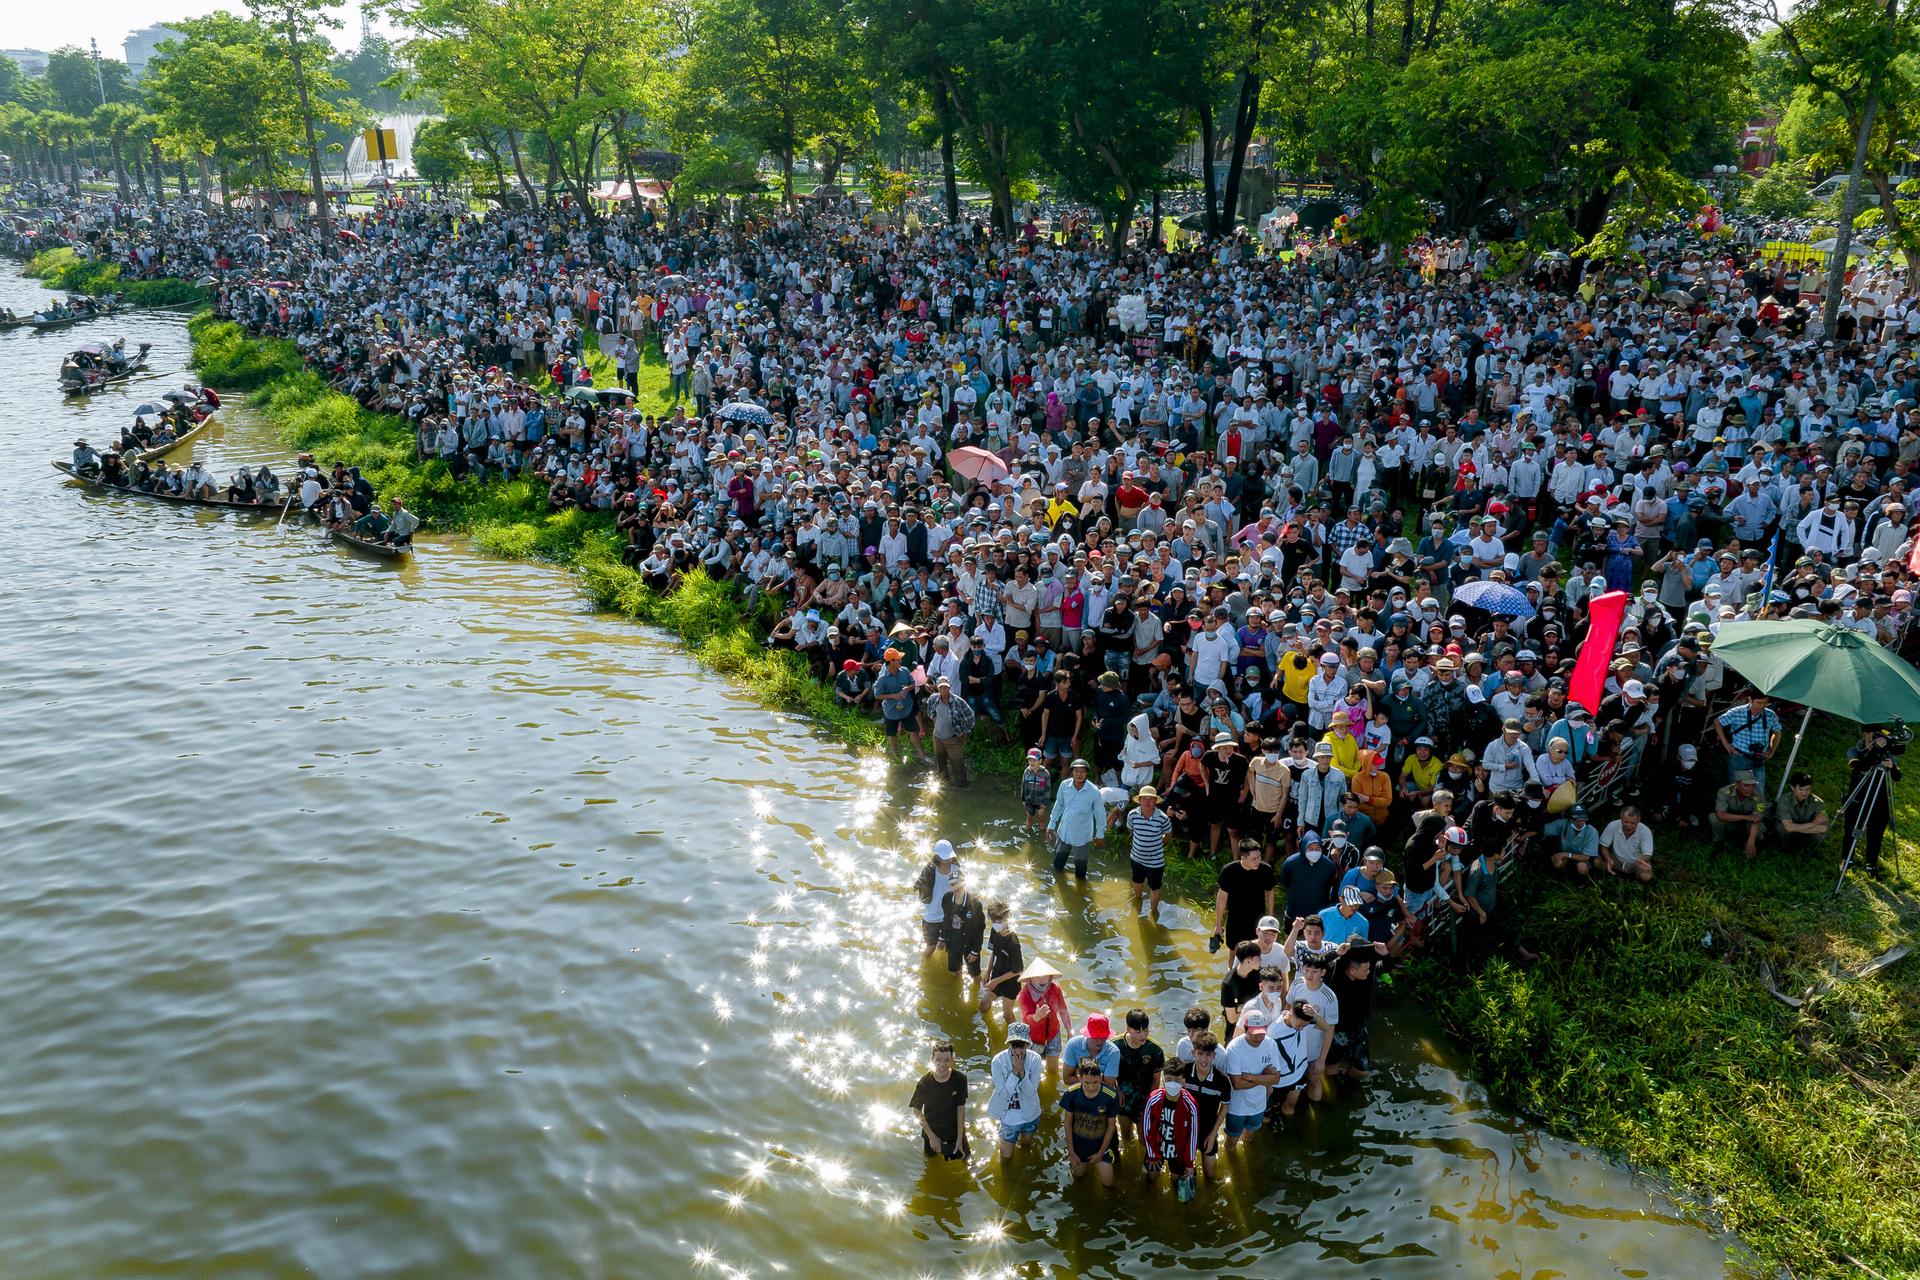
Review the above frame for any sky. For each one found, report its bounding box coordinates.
[8,2,396,62]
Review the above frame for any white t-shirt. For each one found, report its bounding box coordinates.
[1600,820,1655,866]
[1222,1033,1282,1115]
[923,864,951,924]
[1286,978,1340,1063]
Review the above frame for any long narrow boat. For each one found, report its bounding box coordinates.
[29,303,122,332]
[326,527,411,559]
[52,460,291,516]
[134,409,221,462]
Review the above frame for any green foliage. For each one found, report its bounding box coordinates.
[23,246,76,279]
[675,135,768,202]
[1745,164,1818,219]
[410,118,472,190]
[120,278,211,306]
[24,247,126,295]
[1425,722,1920,1280]
[43,46,137,114]
[860,161,913,212]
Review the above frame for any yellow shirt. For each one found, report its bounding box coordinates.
[1401,753,1444,793]
[1321,730,1361,776]
[1279,653,1316,705]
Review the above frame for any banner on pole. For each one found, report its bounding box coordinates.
[362,128,398,163]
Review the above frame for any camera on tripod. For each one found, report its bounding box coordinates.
[1858,718,1912,768]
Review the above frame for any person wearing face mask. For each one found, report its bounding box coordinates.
[1279,830,1340,924]
[1142,1061,1203,1196]
[1242,736,1293,861]
[982,901,1025,1020]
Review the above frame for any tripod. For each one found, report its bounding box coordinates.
[1832,759,1895,897]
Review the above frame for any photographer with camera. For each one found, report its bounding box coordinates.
[1843,724,1905,880]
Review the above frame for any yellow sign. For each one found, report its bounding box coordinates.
[362,128,398,163]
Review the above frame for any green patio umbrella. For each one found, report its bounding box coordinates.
[1707,620,1920,799]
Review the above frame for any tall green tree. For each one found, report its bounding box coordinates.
[1763,0,1920,315]
[92,102,144,200]
[43,46,138,115]
[677,0,876,207]
[246,0,343,243]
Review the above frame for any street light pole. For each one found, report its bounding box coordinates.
[88,38,107,179]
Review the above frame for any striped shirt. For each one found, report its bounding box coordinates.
[1127,808,1174,868]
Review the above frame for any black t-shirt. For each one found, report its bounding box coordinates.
[986,928,1024,996]
[1115,1038,1167,1114]
[1188,1064,1231,1136]
[1326,967,1377,1032]
[1215,860,1275,943]
[1040,690,1081,735]
[1220,965,1264,1012]
[1204,752,1248,801]
[909,1070,968,1150]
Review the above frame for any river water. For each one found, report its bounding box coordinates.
[0,262,1737,1279]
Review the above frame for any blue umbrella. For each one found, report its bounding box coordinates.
[715,401,777,426]
[1451,579,1535,617]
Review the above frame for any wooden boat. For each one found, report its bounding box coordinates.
[29,302,121,331]
[61,342,153,395]
[52,460,292,516]
[133,409,220,462]
[327,527,410,558]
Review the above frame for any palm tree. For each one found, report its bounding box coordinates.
[44,111,86,187]
[93,103,142,202]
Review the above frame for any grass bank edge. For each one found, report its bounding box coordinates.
[188,314,1919,1280]
[24,246,210,307]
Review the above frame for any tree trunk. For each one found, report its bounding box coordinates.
[782,146,794,210]
[152,141,167,204]
[130,143,144,195]
[1151,188,1163,249]
[196,152,214,213]
[1199,97,1220,237]
[177,154,189,202]
[1825,83,1880,338]
[1220,70,1263,236]
[219,154,232,212]
[112,135,129,202]
[935,81,960,225]
[506,130,538,208]
[283,13,332,248]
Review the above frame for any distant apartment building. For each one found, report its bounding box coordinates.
[2,48,49,77]
[123,25,182,81]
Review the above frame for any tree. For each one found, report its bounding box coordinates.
[146,17,312,215]
[1762,0,1920,307]
[247,0,343,243]
[92,102,143,200]
[1030,0,1205,257]
[678,0,877,207]
[411,117,473,189]
[43,46,137,115]
[394,0,661,214]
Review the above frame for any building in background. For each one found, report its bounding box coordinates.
[123,25,182,82]
[2,49,50,77]
[1740,117,1779,173]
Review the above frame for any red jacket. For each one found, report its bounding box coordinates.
[1142,1087,1199,1165]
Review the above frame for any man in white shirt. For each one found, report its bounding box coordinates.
[1220,1007,1283,1149]
[986,1023,1048,1160]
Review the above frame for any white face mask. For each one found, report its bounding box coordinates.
[1305,848,1323,863]
[1164,1081,1184,1099]
[1265,752,1279,762]
[994,921,1010,933]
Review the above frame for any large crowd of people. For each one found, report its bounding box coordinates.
[15,179,1915,1191]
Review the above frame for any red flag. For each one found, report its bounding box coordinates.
[1569,590,1629,715]
[1907,529,1920,579]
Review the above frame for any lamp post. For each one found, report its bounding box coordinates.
[88,38,107,179]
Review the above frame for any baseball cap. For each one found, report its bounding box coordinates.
[1341,886,1366,906]
[1242,1008,1270,1028]
[1257,915,1282,933]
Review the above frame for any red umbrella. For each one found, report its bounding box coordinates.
[337,228,362,242]
[948,445,1009,483]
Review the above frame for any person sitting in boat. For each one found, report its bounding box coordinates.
[182,461,216,501]
[130,460,156,492]
[128,416,155,448]
[198,386,222,410]
[319,486,356,531]
[150,461,181,494]
[353,505,390,540]
[72,438,102,478]
[100,447,128,488]
[252,465,281,499]
[383,499,419,547]
[227,469,261,505]
[299,467,324,511]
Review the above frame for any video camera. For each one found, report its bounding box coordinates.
[1858,718,1912,767]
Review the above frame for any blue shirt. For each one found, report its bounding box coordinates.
[1317,905,1370,946]
[1062,1035,1121,1079]
[1048,778,1108,845]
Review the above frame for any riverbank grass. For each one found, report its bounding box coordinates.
[189,314,1918,1280]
